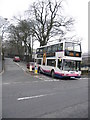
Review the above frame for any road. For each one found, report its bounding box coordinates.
[2,58,88,118]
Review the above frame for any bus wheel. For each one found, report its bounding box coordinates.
[51,70,55,78]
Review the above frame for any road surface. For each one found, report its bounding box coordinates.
[2,58,88,118]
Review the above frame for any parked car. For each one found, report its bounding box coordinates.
[13,56,20,62]
[27,62,36,70]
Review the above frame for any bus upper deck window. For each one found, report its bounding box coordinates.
[47,46,51,52]
[43,47,46,53]
[74,44,81,52]
[52,45,57,52]
[36,49,39,53]
[40,48,43,53]
[57,43,63,51]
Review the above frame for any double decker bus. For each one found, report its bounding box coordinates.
[35,40,82,79]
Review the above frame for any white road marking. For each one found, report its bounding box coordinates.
[80,78,88,79]
[2,79,88,86]
[2,81,37,85]
[3,83,10,85]
[39,78,43,80]
[44,79,59,82]
[15,62,26,72]
[22,68,25,71]
[2,82,22,85]
[17,93,54,101]
[2,80,55,86]
[15,63,20,66]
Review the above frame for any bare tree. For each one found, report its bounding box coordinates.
[8,18,34,61]
[27,0,75,46]
[8,24,23,57]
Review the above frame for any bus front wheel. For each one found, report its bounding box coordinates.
[51,70,55,78]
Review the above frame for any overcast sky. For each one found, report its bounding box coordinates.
[0,0,89,53]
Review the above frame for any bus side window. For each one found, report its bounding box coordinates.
[54,61,56,67]
[47,59,56,67]
[37,59,41,65]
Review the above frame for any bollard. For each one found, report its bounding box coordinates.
[29,65,32,72]
[34,66,38,74]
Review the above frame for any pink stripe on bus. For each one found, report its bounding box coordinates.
[55,72,79,76]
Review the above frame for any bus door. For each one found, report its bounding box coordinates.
[58,58,63,70]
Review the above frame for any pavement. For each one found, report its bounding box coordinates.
[0,61,2,73]
[0,59,5,75]
[0,59,2,119]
